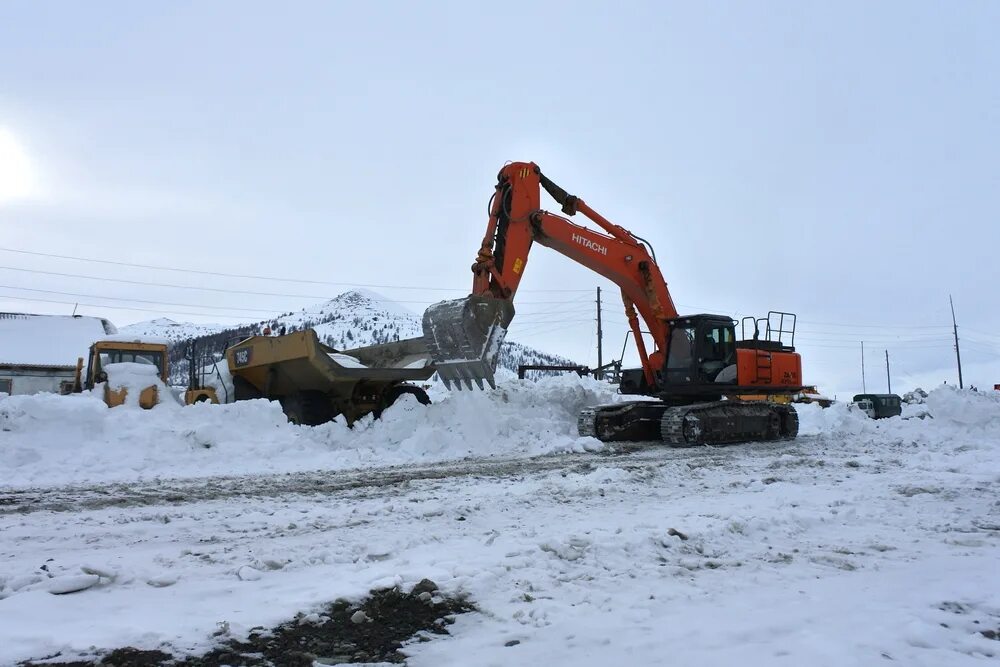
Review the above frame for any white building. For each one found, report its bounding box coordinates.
[0,313,118,395]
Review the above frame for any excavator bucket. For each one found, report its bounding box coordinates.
[422,295,515,390]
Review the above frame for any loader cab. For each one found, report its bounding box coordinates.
[84,341,169,389]
[663,315,737,385]
[78,340,170,410]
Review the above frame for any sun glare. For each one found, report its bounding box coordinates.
[0,127,39,203]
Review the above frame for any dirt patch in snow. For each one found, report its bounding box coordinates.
[19,581,475,666]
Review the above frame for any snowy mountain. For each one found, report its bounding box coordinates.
[121,318,229,344]
[122,290,579,384]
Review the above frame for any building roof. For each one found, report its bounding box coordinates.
[0,363,80,372]
[0,313,118,367]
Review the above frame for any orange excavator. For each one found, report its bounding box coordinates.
[422,162,804,445]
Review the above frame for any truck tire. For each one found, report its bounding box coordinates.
[281,391,333,426]
[233,375,263,401]
[374,385,431,419]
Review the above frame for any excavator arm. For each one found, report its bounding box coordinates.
[424,162,678,390]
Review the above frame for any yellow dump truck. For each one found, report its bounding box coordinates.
[225,329,435,425]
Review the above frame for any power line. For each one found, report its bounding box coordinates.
[0,291,256,320]
[0,283,600,321]
[601,294,954,332]
[798,320,951,330]
[796,328,952,339]
[794,340,952,350]
[964,336,1000,350]
[964,327,1000,341]
[0,284,283,315]
[795,335,953,344]
[509,320,594,338]
[3,248,986,346]
[0,246,591,293]
[0,265,370,300]
[0,266,589,305]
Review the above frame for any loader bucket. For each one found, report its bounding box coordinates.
[422,295,515,390]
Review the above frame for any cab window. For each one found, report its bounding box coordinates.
[703,325,735,363]
[666,327,695,369]
[97,350,165,375]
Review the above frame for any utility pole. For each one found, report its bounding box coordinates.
[596,286,604,380]
[861,341,866,393]
[885,349,891,394]
[950,294,964,389]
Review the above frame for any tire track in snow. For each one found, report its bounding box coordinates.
[0,437,814,514]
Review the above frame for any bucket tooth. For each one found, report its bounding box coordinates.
[422,295,514,391]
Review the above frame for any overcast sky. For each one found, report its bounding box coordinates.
[1,1,998,397]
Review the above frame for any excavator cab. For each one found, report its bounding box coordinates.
[621,312,799,399]
[663,315,737,385]
[618,315,737,396]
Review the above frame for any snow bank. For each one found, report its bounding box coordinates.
[925,384,1000,427]
[311,373,612,465]
[795,401,872,436]
[0,374,617,488]
[798,384,1000,437]
[3,378,997,490]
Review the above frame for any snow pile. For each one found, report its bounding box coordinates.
[795,400,872,436]
[0,374,617,488]
[102,362,179,408]
[197,359,234,403]
[798,384,1000,439]
[925,384,1000,428]
[313,374,612,464]
[0,394,292,486]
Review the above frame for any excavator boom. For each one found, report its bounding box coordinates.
[424,162,676,390]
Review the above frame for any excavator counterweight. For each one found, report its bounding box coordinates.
[422,295,514,390]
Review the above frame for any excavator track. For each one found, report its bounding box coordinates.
[577,408,598,438]
[579,400,798,447]
[660,401,798,447]
[576,401,669,442]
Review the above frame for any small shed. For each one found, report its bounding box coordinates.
[0,313,118,395]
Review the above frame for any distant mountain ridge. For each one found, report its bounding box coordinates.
[121,290,579,384]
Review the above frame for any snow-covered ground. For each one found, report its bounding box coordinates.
[1,382,998,665]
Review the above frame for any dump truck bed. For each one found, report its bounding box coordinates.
[228,331,435,393]
[225,330,436,425]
